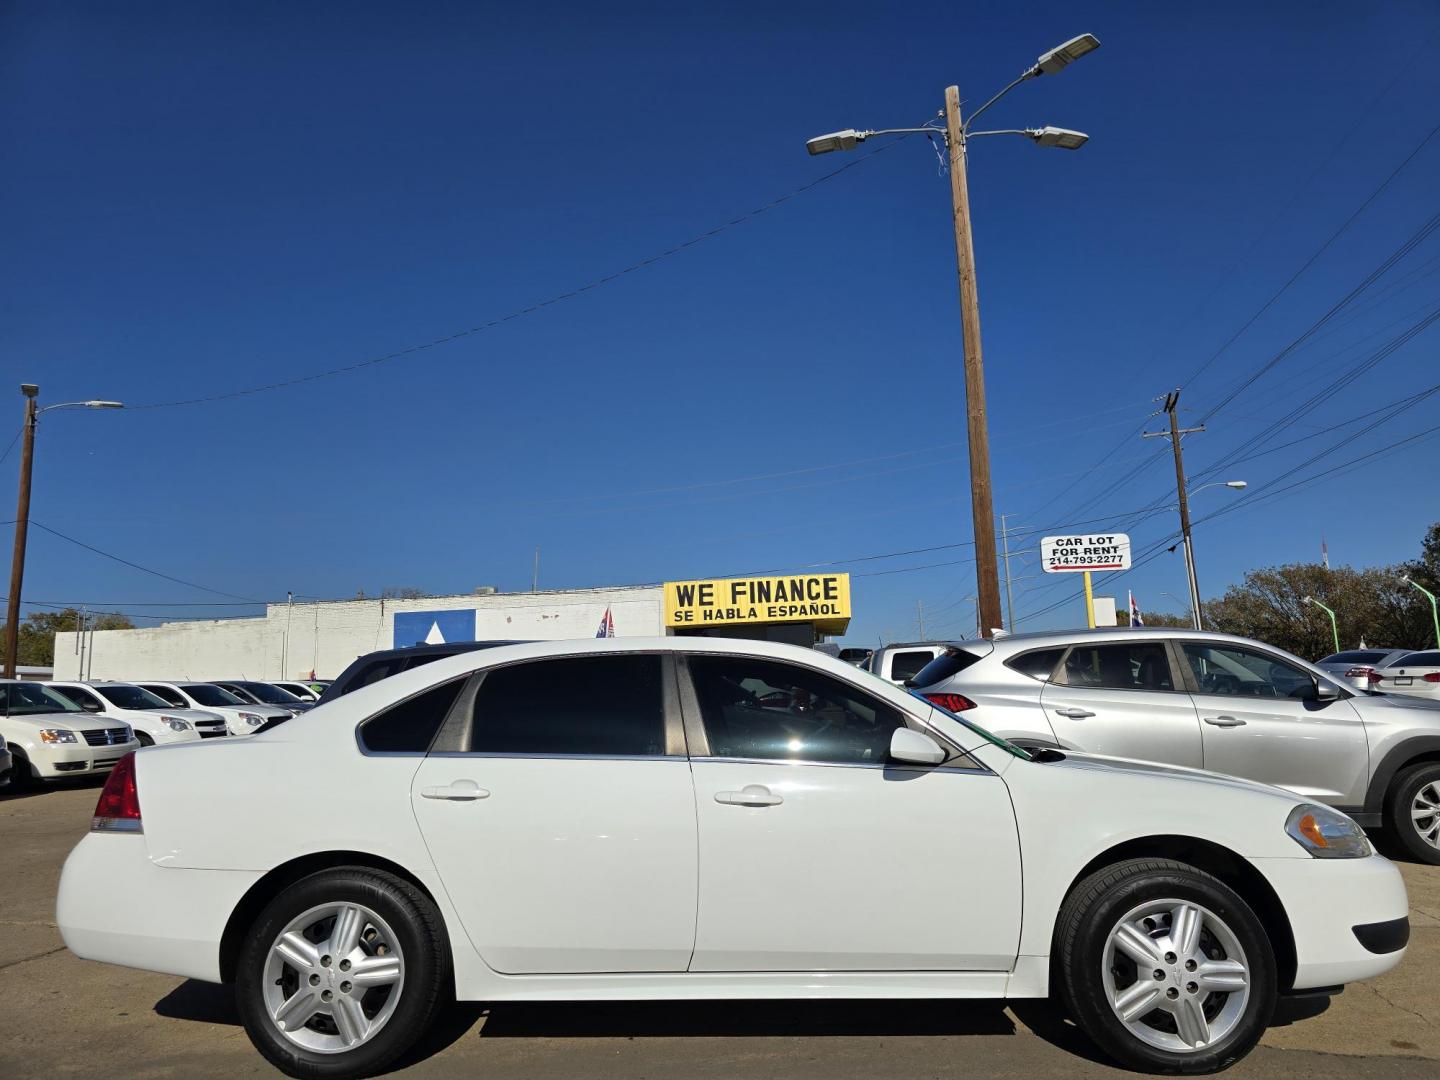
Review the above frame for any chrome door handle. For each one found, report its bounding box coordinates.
[1054,707,1096,719]
[1203,715,1246,727]
[421,780,490,801]
[715,785,783,807]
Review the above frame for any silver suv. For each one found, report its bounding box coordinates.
[910,627,1440,863]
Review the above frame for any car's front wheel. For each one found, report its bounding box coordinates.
[1386,762,1440,865]
[1056,858,1276,1073]
[235,868,450,1079]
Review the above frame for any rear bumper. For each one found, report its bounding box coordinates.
[1252,854,1409,989]
[57,833,260,984]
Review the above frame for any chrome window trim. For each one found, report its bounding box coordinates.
[425,751,689,762]
[691,754,991,775]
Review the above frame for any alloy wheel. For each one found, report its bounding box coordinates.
[1101,898,1250,1053]
[1412,781,1440,850]
[261,901,406,1054]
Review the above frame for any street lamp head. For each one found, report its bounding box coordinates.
[1224,480,1247,489]
[1032,33,1102,77]
[1402,575,1413,585]
[20,384,38,398]
[806,129,865,155]
[1302,595,1314,605]
[1029,126,1089,149]
[83,400,124,409]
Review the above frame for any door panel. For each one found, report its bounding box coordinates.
[1039,641,1202,767]
[689,760,1021,971]
[412,756,698,973]
[1180,642,1369,804]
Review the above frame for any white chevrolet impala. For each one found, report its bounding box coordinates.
[58,638,1409,1077]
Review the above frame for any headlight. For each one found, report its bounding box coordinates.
[161,717,191,732]
[38,729,79,744]
[1286,803,1371,858]
[240,712,263,726]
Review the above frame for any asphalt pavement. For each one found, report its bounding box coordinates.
[2,780,1436,1079]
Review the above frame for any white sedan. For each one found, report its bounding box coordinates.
[57,638,1408,1078]
[1371,649,1440,700]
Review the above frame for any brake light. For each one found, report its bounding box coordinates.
[925,692,977,713]
[92,752,142,833]
[1365,670,1385,683]
[1344,667,1374,678]
[1424,673,1440,683]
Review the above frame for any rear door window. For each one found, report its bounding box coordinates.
[889,649,938,683]
[1062,642,1175,691]
[1004,648,1064,681]
[360,678,466,753]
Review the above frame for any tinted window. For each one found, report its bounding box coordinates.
[49,685,103,710]
[360,678,466,753]
[95,684,171,710]
[1322,650,1387,664]
[1004,648,1064,681]
[2,682,82,716]
[181,683,246,707]
[1396,651,1440,667]
[1063,643,1174,691]
[140,684,188,708]
[911,647,986,688]
[232,681,301,705]
[1182,643,1314,698]
[889,650,938,683]
[468,655,664,756]
[688,655,908,765]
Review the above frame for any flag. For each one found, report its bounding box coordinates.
[595,606,615,638]
[1128,590,1144,626]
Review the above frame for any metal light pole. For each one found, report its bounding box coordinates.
[1302,595,1341,655]
[806,33,1099,638]
[1403,575,1440,649]
[3,385,125,677]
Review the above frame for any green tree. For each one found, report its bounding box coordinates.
[3,608,134,667]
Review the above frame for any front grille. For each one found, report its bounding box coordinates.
[81,727,131,747]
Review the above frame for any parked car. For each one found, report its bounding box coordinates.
[210,680,314,716]
[135,681,291,736]
[317,640,524,703]
[59,637,1407,1078]
[837,646,873,667]
[1369,650,1440,701]
[867,641,950,684]
[272,681,321,702]
[0,679,139,788]
[1315,649,1412,691]
[909,627,1440,863]
[0,730,12,788]
[46,681,229,745]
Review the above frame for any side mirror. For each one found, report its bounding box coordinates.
[889,727,946,766]
[1312,680,1340,702]
[81,699,103,712]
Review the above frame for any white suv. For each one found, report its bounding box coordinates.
[0,679,139,788]
[47,681,229,746]
[137,681,291,736]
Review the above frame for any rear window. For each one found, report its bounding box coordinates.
[360,678,466,753]
[911,647,986,688]
[1004,648,1065,681]
[1396,651,1440,667]
[1322,651,1388,664]
[889,649,939,683]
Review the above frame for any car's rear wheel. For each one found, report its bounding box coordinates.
[235,868,450,1079]
[1385,763,1440,865]
[1056,858,1276,1074]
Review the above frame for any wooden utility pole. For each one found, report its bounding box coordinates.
[1144,390,1205,630]
[4,385,39,678]
[944,86,1002,638]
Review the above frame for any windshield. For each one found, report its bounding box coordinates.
[232,681,302,705]
[3,682,82,716]
[96,684,172,710]
[182,683,246,707]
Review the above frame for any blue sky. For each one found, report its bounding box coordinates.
[3,0,1439,646]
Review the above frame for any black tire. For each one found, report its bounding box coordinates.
[235,868,450,1079]
[1385,762,1440,865]
[134,732,154,747]
[1055,858,1276,1074]
[7,754,34,792]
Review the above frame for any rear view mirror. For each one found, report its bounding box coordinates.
[889,727,946,766]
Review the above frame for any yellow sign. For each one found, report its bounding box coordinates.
[664,573,852,633]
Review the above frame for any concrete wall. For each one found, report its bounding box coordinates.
[53,586,665,681]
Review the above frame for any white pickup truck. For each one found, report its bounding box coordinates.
[866,641,951,684]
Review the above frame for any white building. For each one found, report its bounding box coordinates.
[52,585,664,682]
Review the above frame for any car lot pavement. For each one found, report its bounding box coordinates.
[2,780,1437,1079]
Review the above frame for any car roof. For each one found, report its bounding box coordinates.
[944,626,1303,652]
[347,639,530,664]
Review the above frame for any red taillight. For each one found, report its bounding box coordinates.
[92,752,142,833]
[925,692,977,713]
[1365,670,1385,683]
[1424,673,1440,683]
[1344,667,1374,678]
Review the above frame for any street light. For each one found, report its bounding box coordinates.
[1402,575,1440,649]
[1159,480,1247,630]
[4,385,125,677]
[805,32,1100,638]
[1302,595,1341,656]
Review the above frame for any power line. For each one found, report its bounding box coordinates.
[127,139,909,411]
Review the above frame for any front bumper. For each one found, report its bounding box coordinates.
[57,833,260,983]
[30,739,142,779]
[1253,854,1410,989]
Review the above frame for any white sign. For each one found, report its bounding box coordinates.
[1041,533,1132,574]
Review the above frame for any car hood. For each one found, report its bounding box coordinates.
[0,711,92,732]
[1046,749,1305,802]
